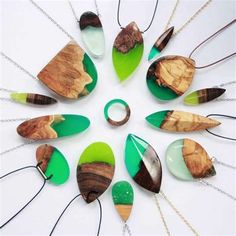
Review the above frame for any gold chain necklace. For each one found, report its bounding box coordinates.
[148,0,213,61]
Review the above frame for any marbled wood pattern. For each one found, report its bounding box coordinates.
[79,11,102,30]
[147,56,195,96]
[115,205,132,222]
[197,88,225,104]
[37,41,95,99]
[36,144,54,172]
[182,139,216,178]
[77,162,115,203]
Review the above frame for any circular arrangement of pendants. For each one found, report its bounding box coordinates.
[1,0,235,235]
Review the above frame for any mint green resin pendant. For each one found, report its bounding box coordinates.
[77,142,115,203]
[112,22,144,82]
[36,144,70,185]
[17,114,90,140]
[166,138,216,180]
[79,12,105,58]
[112,181,134,222]
[125,134,162,193]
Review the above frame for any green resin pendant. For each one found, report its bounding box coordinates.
[36,144,70,185]
[77,142,115,203]
[112,181,134,222]
[146,110,221,132]
[10,92,57,105]
[125,134,162,193]
[184,88,226,105]
[112,22,144,82]
[17,114,90,140]
[166,138,216,180]
[79,12,105,58]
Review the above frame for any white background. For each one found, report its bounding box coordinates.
[0,0,236,235]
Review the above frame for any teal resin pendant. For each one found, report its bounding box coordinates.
[79,12,105,58]
[112,22,144,82]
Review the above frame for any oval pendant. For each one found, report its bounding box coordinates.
[166,138,216,180]
[10,92,57,105]
[112,22,144,82]
[112,181,134,222]
[77,142,115,203]
[146,56,195,101]
[125,134,162,193]
[36,144,70,185]
[79,12,105,58]
[37,41,97,99]
[184,88,226,105]
[148,26,174,61]
[17,114,90,140]
[146,110,221,132]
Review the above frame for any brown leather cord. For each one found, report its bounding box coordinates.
[189,19,236,69]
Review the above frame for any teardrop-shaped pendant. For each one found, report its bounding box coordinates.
[125,134,162,193]
[17,114,90,140]
[146,56,196,101]
[77,142,115,203]
[79,11,105,58]
[36,144,70,185]
[166,138,216,180]
[146,110,221,132]
[148,27,174,61]
[112,22,144,82]
[184,88,226,105]
[37,41,97,99]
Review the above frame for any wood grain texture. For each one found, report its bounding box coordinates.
[154,27,174,52]
[79,11,102,30]
[26,93,57,105]
[36,144,54,172]
[115,205,132,222]
[198,88,226,103]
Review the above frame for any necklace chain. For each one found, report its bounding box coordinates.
[212,157,236,170]
[122,223,132,236]
[0,118,30,122]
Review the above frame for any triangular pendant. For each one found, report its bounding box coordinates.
[112,22,144,82]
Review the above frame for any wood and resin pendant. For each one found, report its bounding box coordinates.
[166,138,216,180]
[146,110,221,132]
[77,142,115,203]
[112,22,144,82]
[125,134,162,193]
[79,12,105,58]
[148,27,174,61]
[17,114,90,140]
[146,55,196,101]
[37,41,97,99]
[184,88,226,105]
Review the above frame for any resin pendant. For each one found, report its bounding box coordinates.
[112,22,144,82]
[10,92,57,105]
[77,142,115,203]
[148,27,174,61]
[146,110,221,132]
[184,88,226,105]
[38,41,97,99]
[79,11,105,58]
[166,138,216,180]
[36,144,70,185]
[146,56,196,101]
[112,181,134,222]
[125,134,162,193]
[17,114,90,140]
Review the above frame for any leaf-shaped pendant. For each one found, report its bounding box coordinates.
[38,41,97,99]
[112,181,134,222]
[77,142,115,203]
[79,11,105,58]
[112,22,144,82]
[10,92,57,105]
[166,138,216,180]
[148,27,174,61]
[36,144,70,185]
[146,56,195,101]
[125,134,162,193]
[184,88,226,105]
[17,114,90,140]
[146,110,221,132]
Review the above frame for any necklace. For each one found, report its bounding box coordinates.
[68,0,105,58]
[112,0,159,82]
[148,0,213,61]
[146,19,236,101]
